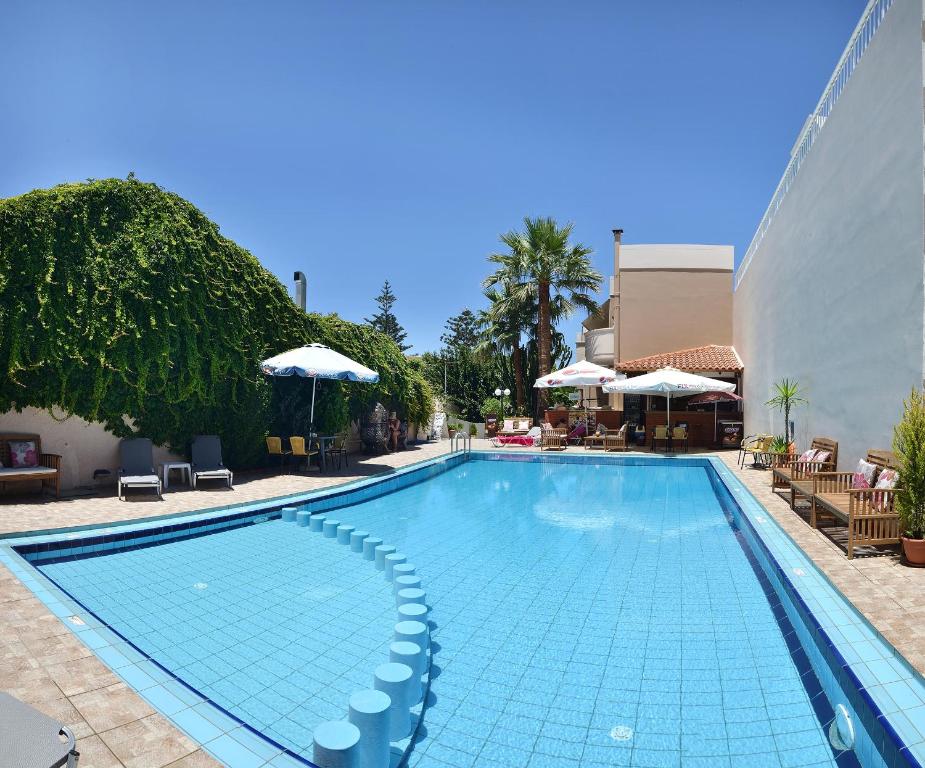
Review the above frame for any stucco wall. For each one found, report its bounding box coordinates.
[0,407,181,491]
[733,0,924,468]
[620,270,733,361]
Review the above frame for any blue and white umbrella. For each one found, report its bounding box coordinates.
[261,343,380,429]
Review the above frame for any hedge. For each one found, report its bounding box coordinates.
[0,177,433,466]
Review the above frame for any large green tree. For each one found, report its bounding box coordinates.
[484,217,601,417]
[365,280,410,352]
[478,287,529,413]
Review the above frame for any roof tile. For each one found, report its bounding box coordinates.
[618,344,743,373]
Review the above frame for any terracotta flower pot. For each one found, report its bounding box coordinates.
[901,536,925,567]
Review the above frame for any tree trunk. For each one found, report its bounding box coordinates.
[536,281,551,420]
[512,343,524,414]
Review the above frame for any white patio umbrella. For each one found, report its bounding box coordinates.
[261,343,380,431]
[602,366,736,435]
[534,360,625,428]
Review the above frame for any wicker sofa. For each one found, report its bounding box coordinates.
[0,434,61,497]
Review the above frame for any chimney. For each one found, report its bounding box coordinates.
[293,271,307,311]
[611,230,623,365]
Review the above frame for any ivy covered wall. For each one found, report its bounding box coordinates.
[0,177,433,466]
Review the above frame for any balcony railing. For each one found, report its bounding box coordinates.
[734,0,894,290]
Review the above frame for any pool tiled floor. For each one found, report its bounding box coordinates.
[2,442,924,767]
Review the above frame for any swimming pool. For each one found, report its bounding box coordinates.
[6,453,925,768]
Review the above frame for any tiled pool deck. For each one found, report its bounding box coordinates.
[1,440,924,767]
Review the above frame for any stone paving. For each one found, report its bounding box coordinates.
[1,439,924,767]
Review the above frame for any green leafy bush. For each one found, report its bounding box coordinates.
[480,397,502,421]
[894,389,925,539]
[0,178,433,466]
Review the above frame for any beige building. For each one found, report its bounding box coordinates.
[578,231,735,370]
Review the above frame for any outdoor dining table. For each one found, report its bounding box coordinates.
[314,435,337,471]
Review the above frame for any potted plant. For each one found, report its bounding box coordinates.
[447,422,458,439]
[894,389,925,565]
[481,397,503,437]
[469,423,478,438]
[765,378,807,447]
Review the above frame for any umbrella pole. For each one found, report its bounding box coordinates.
[309,376,317,434]
[714,402,718,447]
[667,395,671,453]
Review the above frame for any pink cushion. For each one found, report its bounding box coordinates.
[8,440,38,468]
[798,449,818,463]
[851,459,878,489]
[812,450,831,465]
[872,468,899,511]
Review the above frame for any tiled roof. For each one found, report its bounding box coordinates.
[618,344,743,373]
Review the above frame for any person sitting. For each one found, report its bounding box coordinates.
[389,412,401,452]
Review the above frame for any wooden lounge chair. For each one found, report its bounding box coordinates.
[541,426,566,451]
[809,450,900,559]
[499,418,532,436]
[0,434,61,497]
[604,424,629,452]
[191,435,233,489]
[771,437,838,498]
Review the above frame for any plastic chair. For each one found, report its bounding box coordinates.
[326,432,349,470]
[266,436,291,473]
[289,436,320,472]
[671,426,689,452]
[653,425,670,452]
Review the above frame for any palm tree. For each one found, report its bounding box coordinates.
[484,217,602,417]
[765,378,808,446]
[478,287,529,413]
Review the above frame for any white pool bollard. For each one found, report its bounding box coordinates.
[363,537,383,561]
[281,506,298,523]
[396,587,426,607]
[383,553,406,581]
[312,720,360,768]
[394,620,429,652]
[374,544,396,571]
[348,689,391,768]
[337,524,355,545]
[295,510,310,527]
[323,519,341,538]
[397,602,428,625]
[391,563,415,581]
[390,641,425,703]
[310,514,327,533]
[392,574,421,596]
[350,530,370,553]
[373,662,413,740]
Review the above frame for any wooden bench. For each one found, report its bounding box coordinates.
[809,449,900,559]
[770,436,838,502]
[0,434,61,497]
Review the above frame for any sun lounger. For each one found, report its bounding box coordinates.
[118,438,162,500]
[491,426,541,448]
[808,449,900,558]
[191,435,234,489]
[771,437,838,498]
[0,691,78,768]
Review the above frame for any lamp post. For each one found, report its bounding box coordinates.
[494,387,511,418]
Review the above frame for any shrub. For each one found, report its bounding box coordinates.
[480,397,503,421]
[894,389,925,539]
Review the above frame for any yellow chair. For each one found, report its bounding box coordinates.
[266,436,291,473]
[653,425,669,452]
[672,426,689,453]
[289,436,320,473]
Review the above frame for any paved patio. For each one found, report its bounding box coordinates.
[1,440,923,767]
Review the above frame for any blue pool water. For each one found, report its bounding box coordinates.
[37,458,852,768]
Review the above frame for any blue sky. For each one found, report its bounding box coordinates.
[2,0,866,353]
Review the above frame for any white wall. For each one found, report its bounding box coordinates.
[0,407,181,491]
[733,0,924,468]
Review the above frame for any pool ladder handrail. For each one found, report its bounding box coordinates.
[451,432,471,455]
